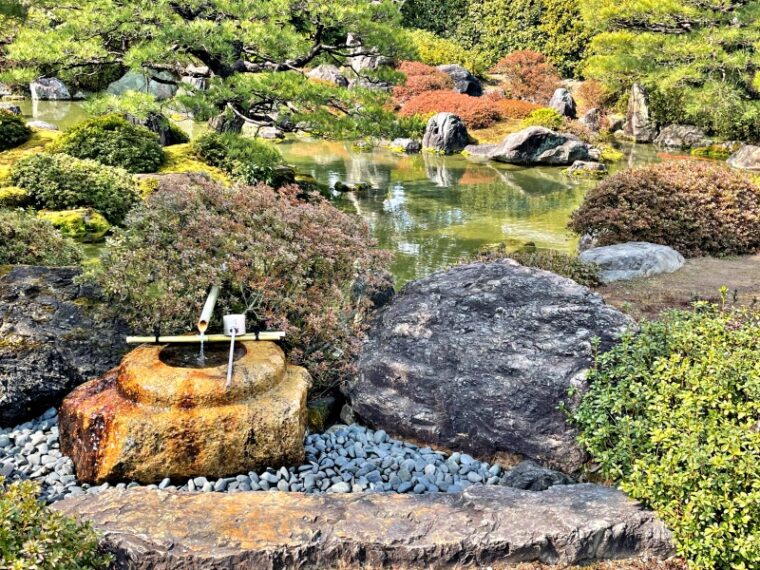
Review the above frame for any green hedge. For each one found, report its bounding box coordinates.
[572,303,760,569]
[0,110,31,152]
[192,132,288,186]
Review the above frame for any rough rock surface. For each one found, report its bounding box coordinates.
[487,127,593,166]
[579,242,685,284]
[59,341,310,484]
[349,261,634,473]
[500,460,574,491]
[567,160,607,176]
[107,70,178,100]
[654,124,710,150]
[0,104,21,115]
[26,120,59,130]
[422,113,469,154]
[624,83,657,142]
[580,108,602,132]
[306,64,349,88]
[548,88,577,118]
[436,64,482,97]
[126,112,187,146]
[389,138,422,153]
[29,78,71,101]
[0,266,129,427]
[727,144,760,171]
[53,485,674,569]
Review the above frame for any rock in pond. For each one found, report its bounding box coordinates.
[566,160,607,177]
[0,104,21,115]
[727,144,760,171]
[53,484,674,569]
[654,124,710,150]
[60,341,310,484]
[422,112,469,154]
[26,120,59,131]
[579,242,685,284]
[624,83,657,142]
[0,266,129,427]
[580,107,602,132]
[548,87,577,119]
[436,64,482,97]
[30,78,71,101]
[486,126,594,166]
[389,138,422,153]
[349,260,634,473]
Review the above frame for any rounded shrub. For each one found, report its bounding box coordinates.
[51,114,165,173]
[0,186,31,208]
[520,107,565,130]
[0,210,83,266]
[569,161,760,257]
[83,174,391,390]
[572,304,760,570]
[0,110,32,151]
[192,132,288,186]
[10,153,139,225]
[392,61,454,105]
[400,91,502,129]
[0,477,111,569]
[491,51,561,103]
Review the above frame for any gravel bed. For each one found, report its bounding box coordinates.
[0,409,570,503]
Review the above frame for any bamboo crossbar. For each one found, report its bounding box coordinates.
[126,332,286,344]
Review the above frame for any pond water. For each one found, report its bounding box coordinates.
[12,100,672,285]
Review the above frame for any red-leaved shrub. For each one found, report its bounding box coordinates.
[400,91,502,129]
[393,61,454,105]
[492,51,561,104]
[496,98,542,119]
[569,161,760,257]
[576,79,613,111]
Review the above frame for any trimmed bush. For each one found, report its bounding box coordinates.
[51,114,165,173]
[569,161,760,257]
[0,185,31,208]
[400,91,502,129]
[0,477,110,569]
[83,175,391,390]
[392,61,454,104]
[470,244,601,286]
[0,110,31,151]
[572,304,760,570]
[192,132,288,186]
[521,107,565,130]
[0,210,83,266]
[10,153,139,225]
[406,29,489,76]
[492,51,561,103]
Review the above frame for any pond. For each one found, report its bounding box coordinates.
[14,100,672,285]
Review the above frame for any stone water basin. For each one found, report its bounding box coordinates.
[59,341,310,484]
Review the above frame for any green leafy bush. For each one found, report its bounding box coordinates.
[0,477,110,569]
[521,107,565,130]
[406,29,488,76]
[192,132,288,186]
[0,185,30,208]
[569,161,760,257]
[470,244,601,286]
[37,208,111,243]
[0,110,31,151]
[10,153,139,224]
[51,114,165,173]
[0,210,83,266]
[401,0,470,39]
[572,304,760,570]
[84,174,391,390]
[691,143,742,161]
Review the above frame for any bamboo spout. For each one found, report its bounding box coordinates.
[197,286,221,333]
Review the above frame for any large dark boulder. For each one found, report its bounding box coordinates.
[548,88,577,119]
[422,113,469,155]
[0,266,129,427]
[486,126,594,166]
[436,64,482,97]
[125,112,186,146]
[349,260,634,473]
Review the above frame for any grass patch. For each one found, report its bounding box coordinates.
[0,129,60,183]
[158,144,231,185]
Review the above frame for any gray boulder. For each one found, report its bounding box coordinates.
[125,112,186,146]
[501,460,574,491]
[29,78,71,101]
[580,107,602,132]
[608,113,625,132]
[488,127,593,166]
[436,64,482,97]
[107,70,178,100]
[654,124,710,150]
[389,138,422,153]
[26,120,59,131]
[579,242,685,283]
[307,64,349,88]
[0,266,130,427]
[53,485,674,567]
[463,143,497,159]
[624,83,657,142]
[727,144,760,171]
[548,88,577,119]
[422,113,469,155]
[0,104,21,115]
[566,160,607,177]
[349,260,634,473]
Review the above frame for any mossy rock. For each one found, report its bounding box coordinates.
[37,209,111,243]
[0,186,31,208]
[599,145,624,163]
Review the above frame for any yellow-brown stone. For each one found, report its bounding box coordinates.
[59,341,310,484]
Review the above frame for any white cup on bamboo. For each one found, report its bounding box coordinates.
[223,314,246,336]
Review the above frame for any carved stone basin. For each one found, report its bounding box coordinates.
[59,341,310,484]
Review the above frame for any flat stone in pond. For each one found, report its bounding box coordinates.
[52,484,674,569]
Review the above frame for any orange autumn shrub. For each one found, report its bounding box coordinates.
[393,61,454,104]
[496,98,541,119]
[400,91,502,129]
[492,50,561,104]
[576,79,613,110]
